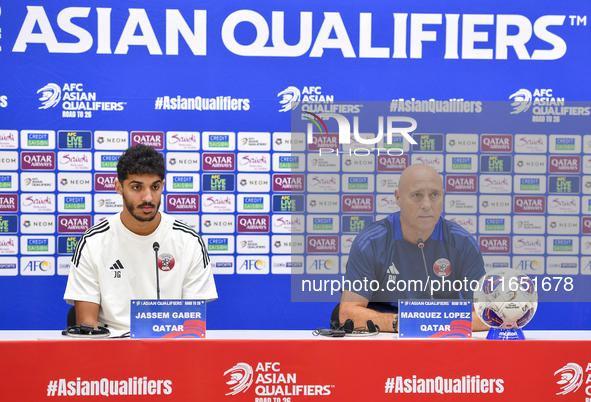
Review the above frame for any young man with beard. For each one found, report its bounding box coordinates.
[64,144,217,331]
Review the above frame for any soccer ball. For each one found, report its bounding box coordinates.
[473,268,538,329]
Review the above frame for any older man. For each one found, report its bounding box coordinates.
[339,164,488,332]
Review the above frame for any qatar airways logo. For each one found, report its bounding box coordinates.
[307,236,338,253]
[166,195,199,212]
[58,215,91,233]
[94,173,116,191]
[202,153,235,171]
[514,196,545,213]
[479,236,510,254]
[481,135,512,152]
[582,217,591,234]
[0,195,18,212]
[342,195,373,212]
[377,155,408,172]
[549,156,580,173]
[272,174,304,192]
[21,152,55,170]
[237,215,269,233]
[446,175,477,193]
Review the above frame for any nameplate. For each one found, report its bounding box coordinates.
[398,299,472,339]
[130,299,206,339]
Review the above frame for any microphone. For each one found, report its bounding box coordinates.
[153,242,160,300]
[417,238,433,299]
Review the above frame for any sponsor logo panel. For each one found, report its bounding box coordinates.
[237,215,270,233]
[445,195,477,214]
[201,214,234,234]
[479,236,511,254]
[166,131,200,151]
[376,174,400,193]
[377,155,408,172]
[548,135,580,154]
[238,153,271,172]
[513,175,546,194]
[306,255,339,274]
[57,256,71,276]
[236,235,270,254]
[94,152,121,171]
[272,153,306,172]
[93,173,116,192]
[514,154,547,174]
[513,235,545,254]
[0,236,18,254]
[272,132,306,152]
[20,130,55,149]
[411,154,444,172]
[236,255,269,274]
[582,217,591,234]
[57,235,81,254]
[445,154,477,173]
[201,174,234,192]
[238,132,271,151]
[237,194,270,213]
[446,175,477,193]
[307,133,339,152]
[341,215,374,233]
[342,195,374,213]
[547,216,579,235]
[203,235,235,254]
[306,194,339,213]
[20,214,54,234]
[513,196,545,214]
[546,257,579,275]
[94,194,123,213]
[167,152,200,172]
[272,255,304,274]
[58,152,92,171]
[272,174,304,192]
[57,194,92,213]
[548,176,580,194]
[547,196,580,215]
[445,215,476,233]
[341,234,356,254]
[21,152,55,170]
[549,156,580,174]
[0,131,18,149]
[306,215,339,233]
[201,194,234,213]
[237,173,270,193]
[480,155,512,173]
[376,195,399,214]
[271,235,305,255]
[478,216,510,234]
[130,131,164,150]
[446,134,478,153]
[411,133,444,152]
[94,131,128,150]
[166,173,200,192]
[342,174,374,193]
[272,214,305,234]
[0,257,18,276]
[57,130,92,150]
[512,256,545,275]
[0,152,19,171]
[202,132,235,151]
[21,256,55,276]
[20,172,55,192]
[202,153,235,171]
[58,172,92,192]
[342,154,375,172]
[272,195,305,213]
[513,216,545,234]
[307,235,339,254]
[0,195,18,213]
[307,174,340,193]
[58,215,91,234]
[209,255,234,275]
[0,173,18,192]
[483,255,510,272]
[20,236,55,255]
[514,134,547,153]
[167,194,200,213]
[21,194,55,213]
[0,215,18,234]
[480,134,512,152]
[479,195,511,214]
[308,154,339,172]
[479,175,512,193]
[547,236,579,255]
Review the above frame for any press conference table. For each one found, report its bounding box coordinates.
[1,330,590,401]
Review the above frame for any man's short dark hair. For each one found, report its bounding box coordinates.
[117,144,165,182]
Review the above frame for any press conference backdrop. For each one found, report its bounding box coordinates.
[0,0,590,330]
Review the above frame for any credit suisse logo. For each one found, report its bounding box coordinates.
[202,153,235,171]
[445,175,477,193]
[166,194,199,213]
[131,131,164,150]
[21,152,55,170]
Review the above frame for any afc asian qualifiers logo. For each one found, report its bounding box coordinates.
[224,363,254,395]
[433,258,451,277]
[158,253,175,271]
[554,363,583,395]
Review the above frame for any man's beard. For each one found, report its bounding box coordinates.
[122,193,161,222]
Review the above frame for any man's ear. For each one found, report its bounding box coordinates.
[114,179,123,195]
[394,189,399,202]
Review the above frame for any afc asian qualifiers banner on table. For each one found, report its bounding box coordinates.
[1,340,591,401]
